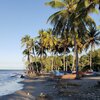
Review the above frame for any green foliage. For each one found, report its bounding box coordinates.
[79,55,89,67]
[80,49,100,71]
[21,0,100,74]
[66,55,73,66]
[45,0,66,9]
[32,62,42,73]
[81,65,90,72]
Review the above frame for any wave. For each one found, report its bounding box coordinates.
[0,70,24,96]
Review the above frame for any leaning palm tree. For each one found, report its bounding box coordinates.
[84,24,100,69]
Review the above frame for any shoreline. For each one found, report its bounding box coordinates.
[0,78,25,98]
[0,76,54,100]
[0,76,24,97]
[0,75,100,100]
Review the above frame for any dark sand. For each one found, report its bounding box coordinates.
[0,75,100,100]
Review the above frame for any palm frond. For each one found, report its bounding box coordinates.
[45,0,66,9]
[94,31,100,37]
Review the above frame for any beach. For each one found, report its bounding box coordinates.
[0,75,55,100]
[0,75,100,100]
[0,0,100,100]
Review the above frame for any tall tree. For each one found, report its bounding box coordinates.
[45,29,58,70]
[35,30,47,71]
[21,35,35,73]
[46,0,98,78]
[57,38,70,71]
[84,24,100,69]
[21,35,31,63]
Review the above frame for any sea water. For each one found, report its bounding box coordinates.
[0,70,25,96]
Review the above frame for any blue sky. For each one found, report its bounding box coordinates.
[0,0,100,69]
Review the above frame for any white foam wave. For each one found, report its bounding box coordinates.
[0,78,24,96]
[0,70,24,96]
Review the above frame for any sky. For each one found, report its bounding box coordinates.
[0,0,100,69]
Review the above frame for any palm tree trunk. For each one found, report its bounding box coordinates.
[40,55,43,74]
[75,45,79,78]
[90,44,92,70]
[34,56,38,73]
[66,59,67,71]
[41,48,44,73]
[27,53,31,72]
[51,52,54,71]
[74,35,79,79]
[72,52,75,71]
[63,48,66,71]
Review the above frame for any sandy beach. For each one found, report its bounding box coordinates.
[0,75,100,100]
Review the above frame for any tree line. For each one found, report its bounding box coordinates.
[21,0,100,78]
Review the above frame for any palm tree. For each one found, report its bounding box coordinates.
[21,35,31,63]
[45,0,97,78]
[84,24,100,69]
[21,35,35,73]
[35,30,47,72]
[46,29,58,70]
[71,36,84,71]
[57,38,70,71]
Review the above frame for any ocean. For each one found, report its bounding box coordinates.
[0,70,25,96]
